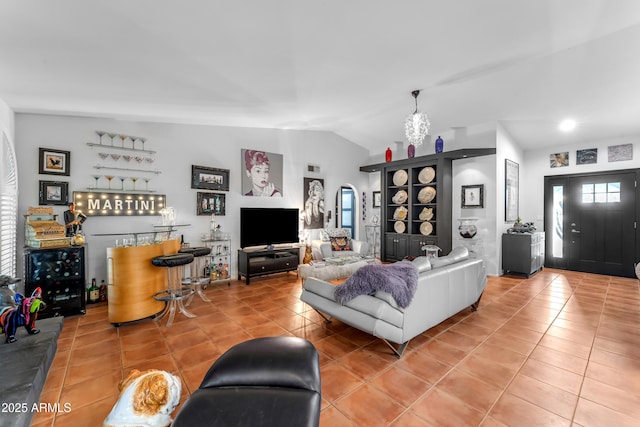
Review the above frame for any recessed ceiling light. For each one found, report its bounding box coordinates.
[559,119,577,132]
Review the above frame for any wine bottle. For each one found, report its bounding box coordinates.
[89,278,100,304]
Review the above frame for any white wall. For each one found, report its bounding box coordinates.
[0,99,14,139]
[494,123,524,275]
[521,137,640,229]
[15,114,369,285]
[452,154,498,275]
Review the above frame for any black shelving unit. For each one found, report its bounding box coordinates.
[361,148,495,262]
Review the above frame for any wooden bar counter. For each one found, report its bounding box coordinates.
[107,239,180,325]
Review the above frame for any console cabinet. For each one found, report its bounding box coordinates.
[238,247,300,284]
[502,232,545,276]
[24,246,86,318]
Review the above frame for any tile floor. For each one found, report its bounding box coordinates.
[31,268,640,426]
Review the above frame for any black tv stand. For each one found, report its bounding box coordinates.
[238,246,300,285]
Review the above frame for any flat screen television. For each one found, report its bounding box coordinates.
[240,208,299,249]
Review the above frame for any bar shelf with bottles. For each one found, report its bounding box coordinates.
[201,232,232,283]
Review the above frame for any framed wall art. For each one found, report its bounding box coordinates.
[197,192,226,216]
[39,180,69,205]
[608,144,633,162]
[241,149,283,197]
[302,178,325,229]
[576,148,597,165]
[461,184,484,208]
[39,148,70,176]
[505,159,519,222]
[191,165,230,191]
[372,191,381,208]
[550,152,569,168]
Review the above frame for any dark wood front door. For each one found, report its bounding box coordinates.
[545,171,637,277]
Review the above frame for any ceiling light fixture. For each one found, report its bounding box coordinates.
[559,119,576,132]
[405,90,430,146]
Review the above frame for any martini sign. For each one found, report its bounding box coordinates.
[73,192,166,216]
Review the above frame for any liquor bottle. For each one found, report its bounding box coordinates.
[89,278,100,304]
[385,147,392,162]
[435,136,444,154]
[99,280,107,302]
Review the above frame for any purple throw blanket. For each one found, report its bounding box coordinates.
[334,261,418,308]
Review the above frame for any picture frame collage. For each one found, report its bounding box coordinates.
[191,165,229,216]
[38,148,71,206]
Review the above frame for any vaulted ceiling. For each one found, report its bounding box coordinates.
[1,1,639,155]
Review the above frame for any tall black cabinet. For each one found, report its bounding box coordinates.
[24,246,87,318]
[361,148,496,262]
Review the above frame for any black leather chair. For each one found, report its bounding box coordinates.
[172,336,321,427]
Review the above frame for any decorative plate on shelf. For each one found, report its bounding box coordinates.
[419,207,434,221]
[394,221,406,233]
[391,189,408,204]
[418,186,436,203]
[393,206,408,220]
[393,169,408,186]
[418,166,435,184]
[420,221,433,236]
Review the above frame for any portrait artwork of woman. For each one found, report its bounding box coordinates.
[303,178,324,229]
[243,149,282,197]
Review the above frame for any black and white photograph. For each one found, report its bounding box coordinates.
[576,148,598,165]
[302,178,324,229]
[461,184,484,208]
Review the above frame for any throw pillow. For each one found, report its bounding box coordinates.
[329,236,351,251]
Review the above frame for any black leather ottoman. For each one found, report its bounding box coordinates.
[172,336,321,427]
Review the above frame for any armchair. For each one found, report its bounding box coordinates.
[172,337,321,427]
[310,228,369,260]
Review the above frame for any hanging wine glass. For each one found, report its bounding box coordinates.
[134,156,144,164]
[144,177,151,191]
[107,133,118,146]
[130,136,139,150]
[131,177,138,191]
[122,155,132,162]
[98,152,109,160]
[119,176,126,190]
[140,137,147,151]
[92,175,101,189]
[119,135,127,148]
[145,157,154,164]
[110,153,121,161]
[105,175,114,189]
[96,130,106,145]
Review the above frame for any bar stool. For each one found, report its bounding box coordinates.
[151,253,196,327]
[179,246,212,304]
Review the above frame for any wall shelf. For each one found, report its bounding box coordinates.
[93,164,161,174]
[86,142,156,154]
[85,187,156,193]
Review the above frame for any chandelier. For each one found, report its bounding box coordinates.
[405,90,430,146]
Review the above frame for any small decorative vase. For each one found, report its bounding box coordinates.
[458,218,478,239]
[407,144,415,158]
[435,136,444,154]
[385,147,392,162]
